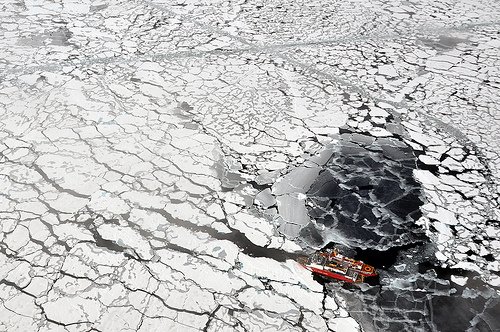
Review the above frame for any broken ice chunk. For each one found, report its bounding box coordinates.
[378,64,398,77]
[428,207,458,226]
[451,275,468,286]
[272,166,321,195]
[276,194,310,228]
[254,188,276,209]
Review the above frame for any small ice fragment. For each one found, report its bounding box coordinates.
[394,264,406,272]
[451,275,468,286]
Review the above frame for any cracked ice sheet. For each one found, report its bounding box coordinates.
[278,23,500,270]
[281,24,500,182]
[2,0,500,331]
[0,0,244,74]
[152,0,500,46]
[282,29,500,265]
[154,0,380,46]
[0,31,364,329]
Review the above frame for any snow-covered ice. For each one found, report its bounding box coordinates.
[1,0,500,331]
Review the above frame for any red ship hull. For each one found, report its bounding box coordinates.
[305,266,364,283]
[298,249,377,283]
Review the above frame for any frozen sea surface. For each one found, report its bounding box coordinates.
[1,0,500,331]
